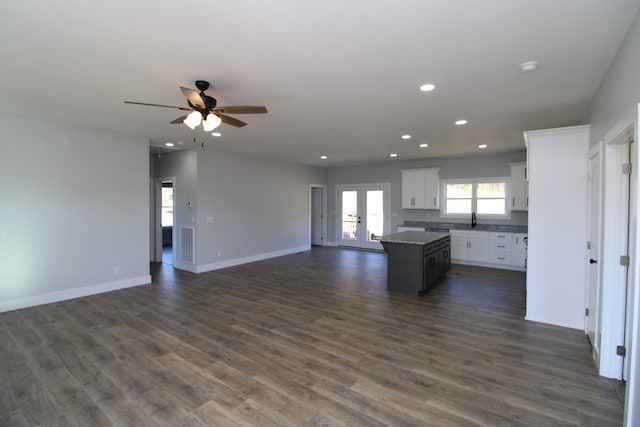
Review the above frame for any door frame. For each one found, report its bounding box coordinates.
[309,184,327,246]
[335,183,390,250]
[154,176,176,264]
[600,124,633,379]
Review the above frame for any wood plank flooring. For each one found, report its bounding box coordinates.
[0,247,624,426]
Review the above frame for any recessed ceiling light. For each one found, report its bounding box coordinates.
[320,155,327,160]
[520,61,539,73]
[390,153,398,158]
[401,134,411,140]
[165,142,174,147]
[455,119,468,126]
[419,143,428,148]
[212,132,221,137]
[478,144,487,149]
[419,83,435,92]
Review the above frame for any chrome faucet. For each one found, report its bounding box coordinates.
[471,212,477,228]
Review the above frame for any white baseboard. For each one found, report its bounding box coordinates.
[524,315,582,331]
[451,260,526,272]
[0,275,152,313]
[325,241,338,247]
[193,245,310,273]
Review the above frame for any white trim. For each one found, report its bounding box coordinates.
[192,245,310,273]
[0,275,152,313]
[440,177,511,220]
[451,260,525,272]
[599,132,631,378]
[624,106,639,427]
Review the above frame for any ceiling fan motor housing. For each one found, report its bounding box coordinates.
[195,80,210,91]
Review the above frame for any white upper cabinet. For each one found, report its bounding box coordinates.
[423,168,440,209]
[510,162,528,211]
[401,168,440,209]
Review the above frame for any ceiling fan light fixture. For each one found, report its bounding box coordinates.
[203,113,222,131]
[184,111,202,129]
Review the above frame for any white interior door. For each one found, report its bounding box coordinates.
[337,184,389,250]
[586,146,603,363]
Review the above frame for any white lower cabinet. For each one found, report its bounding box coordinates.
[489,232,512,265]
[451,229,526,271]
[451,230,489,263]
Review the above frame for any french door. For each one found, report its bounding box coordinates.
[336,183,389,250]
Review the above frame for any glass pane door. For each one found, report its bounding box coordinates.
[337,184,388,249]
[366,190,383,242]
[340,190,358,241]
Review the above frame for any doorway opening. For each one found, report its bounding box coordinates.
[161,181,174,265]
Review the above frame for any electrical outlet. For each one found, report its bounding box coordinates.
[217,250,222,257]
[113,266,120,274]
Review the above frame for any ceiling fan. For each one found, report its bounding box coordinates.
[124,80,267,131]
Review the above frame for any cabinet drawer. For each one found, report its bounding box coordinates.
[439,237,450,248]
[423,241,440,255]
[490,232,511,241]
[491,240,511,251]
[490,253,512,264]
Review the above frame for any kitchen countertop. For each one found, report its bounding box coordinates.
[403,221,527,234]
[379,231,451,245]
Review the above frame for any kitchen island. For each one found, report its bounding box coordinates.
[380,231,451,295]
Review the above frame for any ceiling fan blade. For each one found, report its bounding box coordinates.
[217,113,247,127]
[214,106,268,114]
[180,87,206,109]
[170,114,189,124]
[124,101,191,111]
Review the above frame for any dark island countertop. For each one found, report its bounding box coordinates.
[379,230,451,245]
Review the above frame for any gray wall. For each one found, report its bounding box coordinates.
[0,116,150,310]
[590,11,640,146]
[152,147,327,269]
[327,150,528,241]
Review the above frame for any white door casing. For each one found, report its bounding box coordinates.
[600,125,633,379]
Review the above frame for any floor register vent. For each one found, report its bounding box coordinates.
[180,226,195,264]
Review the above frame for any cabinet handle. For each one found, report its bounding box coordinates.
[498,245,505,248]
[411,197,415,206]
[512,197,515,207]
[433,197,436,207]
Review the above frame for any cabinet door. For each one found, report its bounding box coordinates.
[401,169,426,209]
[424,168,440,209]
[450,232,468,260]
[468,232,490,262]
[512,233,527,267]
[510,163,528,211]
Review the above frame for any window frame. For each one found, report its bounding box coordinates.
[441,177,511,219]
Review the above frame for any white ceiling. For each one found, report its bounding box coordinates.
[1,0,638,167]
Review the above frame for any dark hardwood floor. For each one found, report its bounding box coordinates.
[0,247,624,426]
